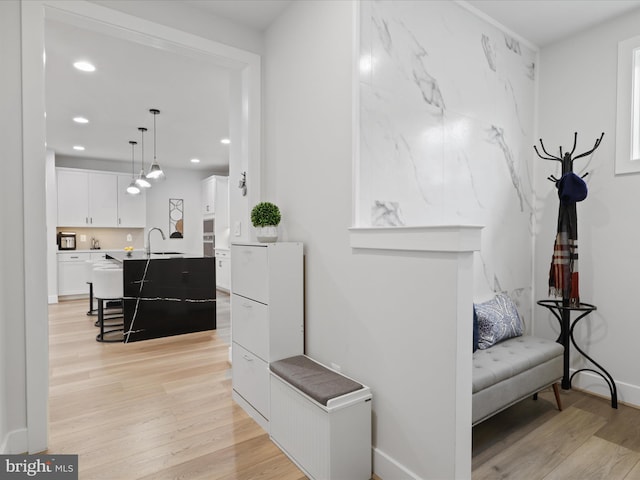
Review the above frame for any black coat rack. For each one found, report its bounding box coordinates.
[533,132,604,306]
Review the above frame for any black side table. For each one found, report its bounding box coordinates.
[537,299,617,408]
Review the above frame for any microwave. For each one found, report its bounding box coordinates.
[57,232,76,250]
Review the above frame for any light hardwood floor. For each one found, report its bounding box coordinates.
[48,296,640,479]
[473,386,640,479]
[47,294,306,480]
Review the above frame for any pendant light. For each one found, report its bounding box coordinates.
[135,127,151,189]
[126,140,141,195]
[146,108,165,181]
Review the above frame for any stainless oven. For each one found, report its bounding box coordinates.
[203,219,214,257]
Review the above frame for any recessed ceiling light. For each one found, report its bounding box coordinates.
[73,145,85,151]
[190,158,201,163]
[73,116,89,124]
[220,138,231,145]
[73,61,95,72]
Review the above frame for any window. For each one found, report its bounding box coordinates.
[615,35,640,174]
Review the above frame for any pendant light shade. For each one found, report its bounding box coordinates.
[147,108,165,181]
[126,140,141,195]
[135,127,151,189]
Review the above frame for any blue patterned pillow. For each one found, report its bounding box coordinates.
[474,293,523,350]
[473,308,479,352]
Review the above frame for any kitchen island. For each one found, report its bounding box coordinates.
[107,251,216,343]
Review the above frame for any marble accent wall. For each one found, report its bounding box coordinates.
[358,0,537,320]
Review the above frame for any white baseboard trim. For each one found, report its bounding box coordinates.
[231,390,268,433]
[48,294,58,304]
[1,428,28,454]
[373,446,422,480]
[569,369,640,408]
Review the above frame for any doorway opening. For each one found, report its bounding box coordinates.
[22,0,261,452]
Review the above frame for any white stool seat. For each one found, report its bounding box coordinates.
[93,267,123,299]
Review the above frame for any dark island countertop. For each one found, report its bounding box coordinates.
[106,251,204,263]
[105,252,216,342]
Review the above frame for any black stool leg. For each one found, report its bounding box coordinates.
[98,299,104,340]
[96,298,124,343]
[87,282,98,316]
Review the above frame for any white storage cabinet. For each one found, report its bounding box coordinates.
[201,176,216,217]
[57,169,118,227]
[230,242,303,430]
[270,365,372,480]
[57,252,91,296]
[57,168,145,228]
[116,174,146,227]
[215,248,230,292]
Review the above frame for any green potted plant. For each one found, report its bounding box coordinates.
[251,202,281,243]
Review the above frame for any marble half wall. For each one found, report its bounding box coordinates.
[358,0,537,320]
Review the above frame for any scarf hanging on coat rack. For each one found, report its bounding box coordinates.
[534,132,603,307]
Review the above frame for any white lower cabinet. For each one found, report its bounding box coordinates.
[57,252,91,296]
[215,249,230,292]
[231,242,303,430]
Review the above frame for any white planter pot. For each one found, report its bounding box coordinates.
[256,226,278,243]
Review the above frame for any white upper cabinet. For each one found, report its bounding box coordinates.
[214,176,229,234]
[202,175,216,217]
[57,169,90,226]
[56,168,143,228]
[88,172,118,227]
[117,174,146,228]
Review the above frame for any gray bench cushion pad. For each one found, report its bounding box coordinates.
[270,355,363,406]
[473,336,563,393]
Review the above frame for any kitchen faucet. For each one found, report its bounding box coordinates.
[146,227,166,256]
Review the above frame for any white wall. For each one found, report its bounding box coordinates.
[144,167,208,255]
[265,2,476,478]
[46,150,58,303]
[265,0,541,477]
[0,0,29,453]
[358,1,538,322]
[536,8,640,406]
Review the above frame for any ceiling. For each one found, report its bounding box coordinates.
[183,0,292,31]
[44,1,640,172]
[45,18,232,172]
[465,0,640,47]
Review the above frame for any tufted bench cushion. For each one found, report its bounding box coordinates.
[472,335,563,425]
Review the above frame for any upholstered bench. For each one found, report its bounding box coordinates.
[472,335,564,426]
[269,355,372,480]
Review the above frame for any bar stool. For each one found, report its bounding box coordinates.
[93,267,124,343]
[87,260,122,325]
[85,260,102,316]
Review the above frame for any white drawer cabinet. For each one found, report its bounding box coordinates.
[231,242,303,430]
[231,245,268,303]
[232,343,270,418]
[232,296,269,360]
[57,252,91,296]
